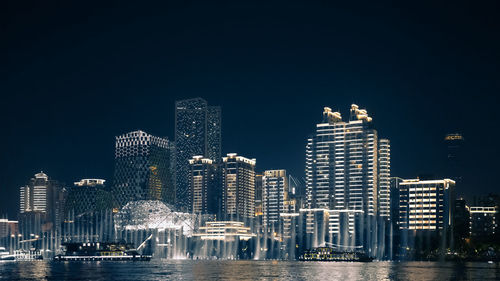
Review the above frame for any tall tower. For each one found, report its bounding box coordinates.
[222,153,256,220]
[305,105,390,245]
[262,170,288,229]
[113,130,175,207]
[175,98,222,210]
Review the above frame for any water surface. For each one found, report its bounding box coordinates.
[1,260,499,280]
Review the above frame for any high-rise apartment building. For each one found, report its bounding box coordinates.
[262,170,288,229]
[113,130,175,207]
[398,178,455,231]
[188,156,217,214]
[222,153,256,220]
[175,98,221,210]
[305,105,390,238]
[378,139,391,219]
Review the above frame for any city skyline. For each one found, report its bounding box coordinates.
[0,97,492,217]
[2,1,500,279]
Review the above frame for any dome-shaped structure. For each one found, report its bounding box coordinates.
[114,200,196,236]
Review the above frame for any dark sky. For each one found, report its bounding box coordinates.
[1,1,499,217]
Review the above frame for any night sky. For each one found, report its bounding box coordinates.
[1,1,499,217]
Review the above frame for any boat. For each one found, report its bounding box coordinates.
[299,247,374,262]
[53,242,152,261]
[0,247,15,261]
[14,249,43,261]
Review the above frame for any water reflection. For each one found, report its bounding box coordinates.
[0,261,499,281]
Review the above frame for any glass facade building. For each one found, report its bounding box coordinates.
[112,130,175,207]
[175,98,221,211]
[65,179,111,216]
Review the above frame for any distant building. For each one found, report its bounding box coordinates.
[175,98,221,211]
[0,219,18,238]
[254,174,264,222]
[398,178,455,231]
[454,198,470,240]
[262,170,288,229]
[193,221,255,241]
[469,206,497,238]
[390,177,403,224]
[444,133,464,185]
[188,156,217,214]
[18,172,66,235]
[378,139,391,219]
[65,179,111,216]
[222,153,256,220]
[112,130,175,207]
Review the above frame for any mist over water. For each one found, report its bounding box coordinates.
[1,260,499,281]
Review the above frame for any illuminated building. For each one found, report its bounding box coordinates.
[378,139,391,218]
[193,221,255,241]
[305,105,390,238]
[18,172,66,235]
[222,153,256,220]
[175,98,221,211]
[398,178,455,231]
[262,170,288,229]
[65,179,111,216]
[188,156,217,214]
[112,130,175,207]
[469,206,497,238]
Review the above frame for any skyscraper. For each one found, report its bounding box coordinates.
[188,156,217,214]
[113,130,175,207]
[175,98,221,210]
[222,153,256,220]
[305,105,390,246]
[18,172,66,235]
[262,169,288,229]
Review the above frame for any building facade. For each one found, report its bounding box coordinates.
[469,206,497,238]
[175,98,221,210]
[65,179,111,216]
[222,153,256,220]
[262,170,288,229]
[398,178,455,231]
[188,156,217,214]
[18,172,66,236]
[113,130,175,207]
[305,105,390,241]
